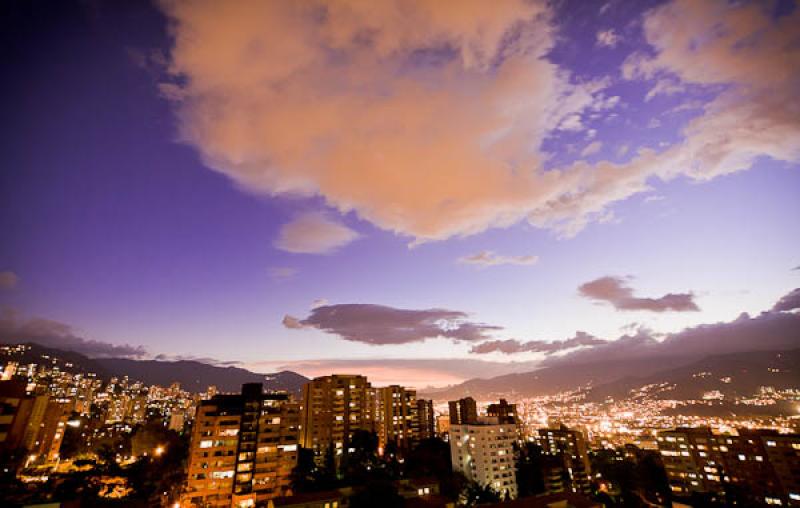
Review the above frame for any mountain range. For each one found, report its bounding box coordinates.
[0,343,308,395]
[422,349,800,404]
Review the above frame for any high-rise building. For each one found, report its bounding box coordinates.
[0,381,67,464]
[759,431,800,506]
[657,427,800,506]
[536,426,592,496]
[0,380,34,454]
[448,397,478,425]
[376,385,418,453]
[657,427,730,498]
[183,383,300,508]
[450,417,518,499]
[300,375,375,460]
[486,399,518,425]
[416,399,435,440]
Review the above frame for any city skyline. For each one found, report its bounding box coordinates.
[2,0,800,388]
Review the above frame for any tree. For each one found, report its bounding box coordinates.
[405,437,452,479]
[342,430,379,485]
[348,472,404,508]
[290,447,338,493]
[516,441,546,497]
[461,481,501,506]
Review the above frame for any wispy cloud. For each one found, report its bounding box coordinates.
[458,251,539,268]
[274,212,359,254]
[268,266,298,279]
[596,29,620,48]
[578,276,699,312]
[283,303,501,345]
[580,141,603,157]
[0,271,18,290]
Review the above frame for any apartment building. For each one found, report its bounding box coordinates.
[417,398,436,440]
[300,375,376,461]
[536,426,592,496]
[450,417,518,499]
[376,385,418,453]
[183,383,301,508]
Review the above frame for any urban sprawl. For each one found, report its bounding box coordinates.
[1,344,799,508]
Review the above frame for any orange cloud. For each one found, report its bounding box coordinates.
[160,0,800,242]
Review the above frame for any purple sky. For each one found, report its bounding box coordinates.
[1,0,799,387]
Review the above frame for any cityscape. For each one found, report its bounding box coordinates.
[2,0,800,507]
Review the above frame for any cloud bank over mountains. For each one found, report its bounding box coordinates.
[0,309,146,359]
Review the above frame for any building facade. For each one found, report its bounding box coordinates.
[417,399,435,440]
[657,427,800,506]
[448,397,478,425]
[300,375,376,461]
[536,426,592,496]
[450,418,518,499]
[376,385,418,453]
[184,383,300,508]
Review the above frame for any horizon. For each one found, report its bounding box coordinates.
[2,0,799,389]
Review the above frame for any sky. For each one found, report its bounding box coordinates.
[1,0,799,388]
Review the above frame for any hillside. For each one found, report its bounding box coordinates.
[422,355,696,401]
[97,358,308,395]
[585,349,800,402]
[0,343,308,395]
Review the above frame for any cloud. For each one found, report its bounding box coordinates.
[580,141,602,157]
[579,276,699,312]
[311,298,329,309]
[159,0,622,242]
[470,331,607,355]
[268,266,298,279]
[283,303,501,345]
[458,251,538,267]
[644,77,684,101]
[494,289,800,364]
[772,288,800,313]
[0,271,18,290]
[274,212,359,254]
[160,0,800,243]
[0,310,146,358]
[596,29,620,48]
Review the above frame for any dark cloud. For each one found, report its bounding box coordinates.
[153,353,241,366]
[474,288,800,364]
[772,288,800,312]
[543,311,800,367]
[283,303,502,345]
[579,276,699,312]
[470,332,607,355]
[0,310,146,358]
